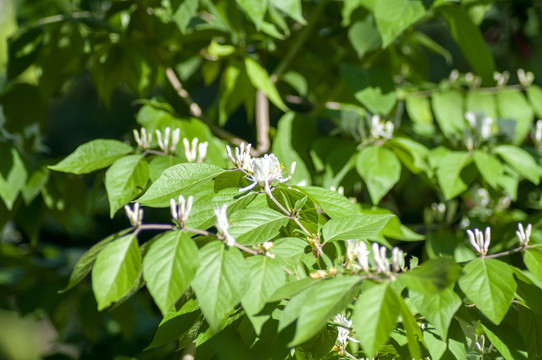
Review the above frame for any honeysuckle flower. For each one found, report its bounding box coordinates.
[155,127,181,154]
[330,185,344,195]
[518,68,534,87]
[133,128,152,149]
[391,247,404,273]
[372,243,390,274]
[333,314,359,349]
[124,203,143,227]
[214,204,235,247]
[183,137,208,163]
[239,154,295,192]
[493,71,509,87]
[516,223,532,248]
[226,142,253,172]
[467,227,491,256]
[369,115,394,140]
[346,240,370,272]
[170,195,193,226]
[465,112,493,141]
[533,120,542,148]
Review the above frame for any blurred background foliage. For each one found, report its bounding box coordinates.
[1,0,542,359]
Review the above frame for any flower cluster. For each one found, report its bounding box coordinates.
[183,137,208,163]
[464,112,493,151]
[516,223,532,248]
[214,204,235,247]
[156,127,181,154]
[124,203,143,227]
[467,227,491,256]
[369,115,394,140]
[333,314,358,353]
[170,195,193,227]
[345,241,404,276]
[133,128,152,149]
[226,142,253,172]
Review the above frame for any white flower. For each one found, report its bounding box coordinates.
[480,116,493,140]
[516,223,532,248]
[226,142,253,171]
[155,127,181,154]
[533,120,542,147]
[133,128,152,149]
[214,204,235,246]
[369,115,394,140]
[465,112,476,128]
[467,227,491,256]
[124,203,143,227]
[330,186,344,195]
[333,314,359,349]
[372,243,390,274]
[183,137,208,163]
[239,154,295,192]
[346,240,369,272]
[391,247,404,273]
[170,195,193,226]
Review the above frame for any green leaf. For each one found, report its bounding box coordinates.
[237,0,268,28]
[91,233,142,310]
[173,0,199,33]
[270,0,305,24]
[497,89,534,144]
[406,95,433,126]
[61,229,131,293]
[49,139,133,174]
[395,293,422,359]
[386,137,431,175]
[524,248,542,284]
[361,207,424,241]
[526,85,542,118]
[494,145,540,185]
[348,17,382,57]
[401,257,461,294]
[269,277,318,302]
[340,64,396,115]
[228,208,289,245]
[191,241,249,331]
[322,213,394,243]
[290,276,362,346]
[431,89,466,137]
[295,186,357,219]
[105,155,149,217]
[356,145,401,204]
[409,287,461,339]
[271,112,314,185]
[352,282,399,357]
[21,166,49,205]
[440,5,495,83]
[137,163,226,207]
[244,57,287,111]
[517,306,542,359]
[146,299,201,350]
[435,151,473,200]
[219,61,253,126]
[143,231,200,316]
[482,322,528,360]
[458,258,516,324]
[241,256,285,317]
[473,150,503,189]
[373,0,426,47]
[466,91,497,120]
[0,147,27,210]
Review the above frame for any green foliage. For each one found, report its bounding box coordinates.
[3,0,542,358]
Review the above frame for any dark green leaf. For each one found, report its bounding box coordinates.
[410,287,461,338]
[356,145,401,204]
[322,213,394,243]
[401,257,461,294]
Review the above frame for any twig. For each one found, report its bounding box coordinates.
[37,11,92,25]
[265,187,312,236]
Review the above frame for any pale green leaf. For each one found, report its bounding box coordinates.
[410,287,461,338]
[49,139,133,174]
[61,229,131,293]
[21,166,49,205]
[352,282,399,357]
[356,145,401,204]
[295,185,357,219]
[395,292,422,359]
[245,57,287,111]
[348,17,381,57]
[406,95,433,126]
[237,0,268,28]
[143,231,200,316]
[173,0,199,33]
[524,248,542,284]
[322,213,394,243]
[494,145,540,184]
[228,207,289,245]
[105,155,149,217]
[290,276,362,346]
[526,85,542,118]
[374,0,425,47]
[436,151,473,200]
[137,163,226,207]
[466,91,497,120]
[0,148,27,210]
[92,233,141,310]
[270,0,305,24]
[386,137,431,175]
[191,241,248,331]
[473,150,503,189]
[242,256,285,318]
[458,258,516,324]
[401,257,461,294]
[431,89,466,137]
[497,89,534,144]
